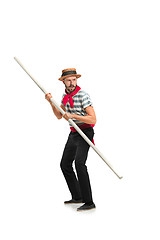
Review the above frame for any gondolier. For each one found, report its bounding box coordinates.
[45,68,96,211]
[14,57,122,211]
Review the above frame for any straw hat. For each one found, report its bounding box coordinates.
[58,68,81,81]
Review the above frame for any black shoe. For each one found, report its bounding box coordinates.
[77,203,96,211]
[64,199,83,204]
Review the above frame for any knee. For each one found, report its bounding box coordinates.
[60,159,72,173]
[75,161,87,174]
[60,159,66,172]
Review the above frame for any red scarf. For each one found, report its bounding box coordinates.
[63,85,81,108]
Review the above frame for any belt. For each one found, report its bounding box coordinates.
[70,123,95,145]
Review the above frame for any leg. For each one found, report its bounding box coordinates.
[74,128,94,203]
[60,133,82,200]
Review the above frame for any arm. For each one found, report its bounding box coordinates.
[45,93,66,119]
[63,106,96,125]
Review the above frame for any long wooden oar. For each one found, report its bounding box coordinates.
[14,57,123,179]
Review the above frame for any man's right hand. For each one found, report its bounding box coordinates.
[45,93,52,103]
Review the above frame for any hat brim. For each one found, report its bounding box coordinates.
[58,74,81,81]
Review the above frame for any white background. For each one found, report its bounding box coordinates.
[0,0,160,239]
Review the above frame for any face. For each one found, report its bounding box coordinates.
[63,76,77,93]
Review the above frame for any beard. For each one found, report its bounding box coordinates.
[65,84,77,93]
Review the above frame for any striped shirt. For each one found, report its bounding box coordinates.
[61,89,93,127]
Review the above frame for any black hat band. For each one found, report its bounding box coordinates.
[62,70,77,77]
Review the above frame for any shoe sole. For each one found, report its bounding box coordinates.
[77,207,96,211]
[64,203,81,205]
[64,202,83,204]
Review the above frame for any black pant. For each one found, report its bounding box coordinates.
[60,127,94,203]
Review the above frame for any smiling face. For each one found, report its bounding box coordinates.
[63,76,78,93]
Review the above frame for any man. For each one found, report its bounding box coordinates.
[45,68,96,211]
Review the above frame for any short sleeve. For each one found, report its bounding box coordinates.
[81,93,93,109]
